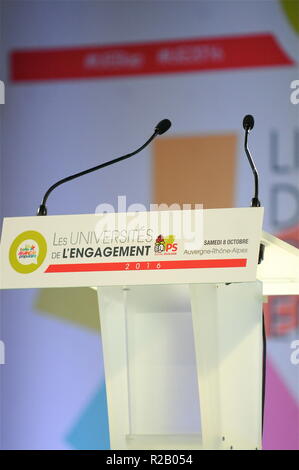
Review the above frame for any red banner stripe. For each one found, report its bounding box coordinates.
[45,258,247,273]
[11,34,293,82]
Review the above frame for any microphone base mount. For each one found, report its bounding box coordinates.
[37,204,48,216]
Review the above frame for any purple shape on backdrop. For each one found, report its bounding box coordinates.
[263,358,299,450]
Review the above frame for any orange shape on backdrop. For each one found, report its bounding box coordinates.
[153,133,237,209]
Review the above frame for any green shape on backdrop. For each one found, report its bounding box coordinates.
[34,287,100,332]
[280,0,299,34]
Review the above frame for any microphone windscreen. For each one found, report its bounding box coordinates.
[155,119,172,135]
[243,114,255,131]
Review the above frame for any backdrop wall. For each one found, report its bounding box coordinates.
[0,0,298,450]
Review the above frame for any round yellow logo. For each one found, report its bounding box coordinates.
[9,230,47,274]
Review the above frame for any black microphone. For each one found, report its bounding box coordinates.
[242,114,261,207]
[37,119,172,216]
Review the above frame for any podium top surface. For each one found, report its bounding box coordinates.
[0,208,264,289]
[257,231,299,296]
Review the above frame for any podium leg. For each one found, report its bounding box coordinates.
[97,285,202,450]
[190,281,264,450]
[97,286,131,449]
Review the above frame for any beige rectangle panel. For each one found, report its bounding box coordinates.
[153,134,237,208]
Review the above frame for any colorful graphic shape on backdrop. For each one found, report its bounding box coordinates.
[66,383,110,450]
[10,33,294,82]
[153,133,237,209]
[280,0,299,34]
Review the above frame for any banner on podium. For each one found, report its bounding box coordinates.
[0,207,263,289]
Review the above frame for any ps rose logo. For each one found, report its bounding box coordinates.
[9,231,47,273]
[154,234,178,255]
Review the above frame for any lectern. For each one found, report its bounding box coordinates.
[0,207,298,450]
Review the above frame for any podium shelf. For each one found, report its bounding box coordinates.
[257,231,299,295]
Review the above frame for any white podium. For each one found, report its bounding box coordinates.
[0,208,298,450]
